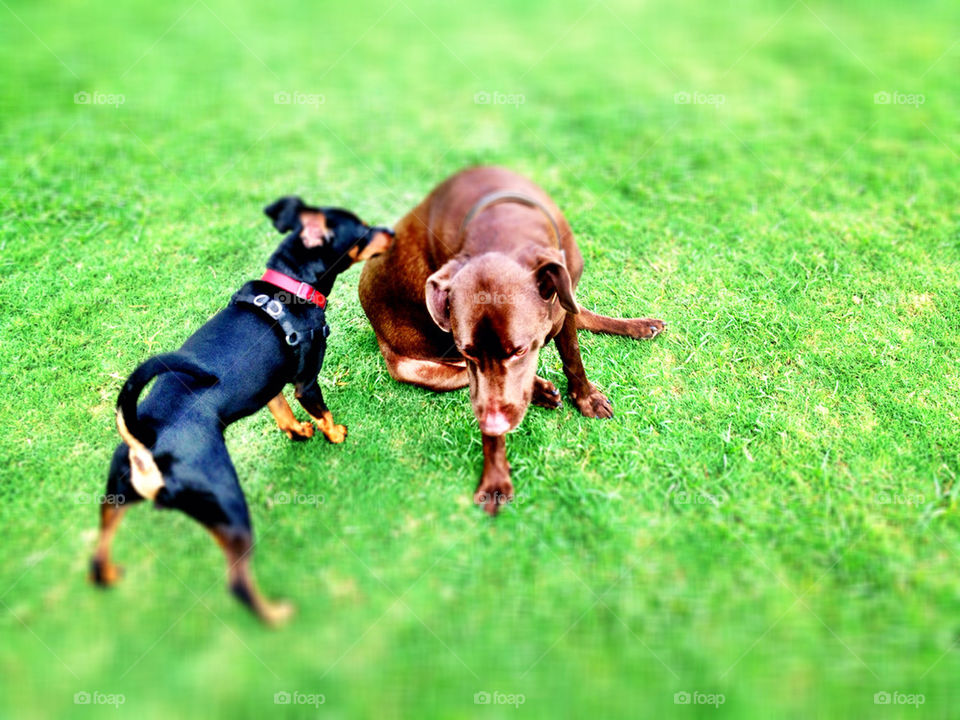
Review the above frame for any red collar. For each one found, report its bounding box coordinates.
[261,269,327,309]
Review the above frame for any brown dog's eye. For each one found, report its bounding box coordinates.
[512,346,528,358]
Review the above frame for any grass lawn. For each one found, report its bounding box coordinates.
[1,0,959,717]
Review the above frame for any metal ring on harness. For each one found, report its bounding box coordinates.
[265,300,284,319]
[285,331,299,346]
[253,294,269,307]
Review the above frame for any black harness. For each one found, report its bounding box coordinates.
[230,280,330,382]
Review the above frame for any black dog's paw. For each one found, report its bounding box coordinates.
[90,558,124,587]
[283,420,315,442]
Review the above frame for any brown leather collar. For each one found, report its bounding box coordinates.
[459,190,562,248]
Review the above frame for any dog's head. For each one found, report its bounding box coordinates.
[264,196,394,286]
[425,251,577,436]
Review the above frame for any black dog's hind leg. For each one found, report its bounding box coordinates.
[295,378,347,444]
[207,524,294,627]
[91,446,146,586]
[162,449,294,626]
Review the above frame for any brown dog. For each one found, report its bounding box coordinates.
[359,166,664,513]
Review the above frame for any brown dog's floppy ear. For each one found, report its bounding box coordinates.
[535,256,579,314]
[425,258,463,333]
[264,197,332,248]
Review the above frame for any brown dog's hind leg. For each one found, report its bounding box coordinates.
[209,527,294,627]
[532,376,562,409]
[554,313,613,419]
[379,339,469,391]
[576,308,665,339]
[90,501,127,586]
[474,434,513,515]
[267,393,315,441]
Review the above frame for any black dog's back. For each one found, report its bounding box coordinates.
[137,304,294,432]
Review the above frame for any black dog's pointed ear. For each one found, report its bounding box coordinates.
[264,196,332,248]
[264,196,305,234]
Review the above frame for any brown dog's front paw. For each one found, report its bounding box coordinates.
[475,475,514,516]
[283,421,315,441]
[532,376,562,410]
[571,384,613,419]
[629,318,666,339]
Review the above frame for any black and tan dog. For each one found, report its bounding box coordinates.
[91,197,393,625]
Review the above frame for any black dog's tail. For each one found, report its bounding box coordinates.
[115,353,217,500]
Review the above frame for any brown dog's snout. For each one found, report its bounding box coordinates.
[477,405,513,435]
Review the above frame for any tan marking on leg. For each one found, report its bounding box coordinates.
[208,528,294,627]
[267,393,315,440]
[310,410,347,444]
[90,503,127,586]
[115,409,164,500]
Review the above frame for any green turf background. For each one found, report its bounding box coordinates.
[1,0,958,717]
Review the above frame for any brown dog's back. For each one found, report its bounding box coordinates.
[359,166,583,358]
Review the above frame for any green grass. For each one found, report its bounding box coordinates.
[1,0,959,717]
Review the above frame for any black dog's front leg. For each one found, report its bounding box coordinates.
[295,378,347,444]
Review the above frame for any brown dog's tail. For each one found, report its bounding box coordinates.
[116,353,217,500]
[575,308,665,340]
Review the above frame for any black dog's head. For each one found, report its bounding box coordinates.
[263,196,394,292]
